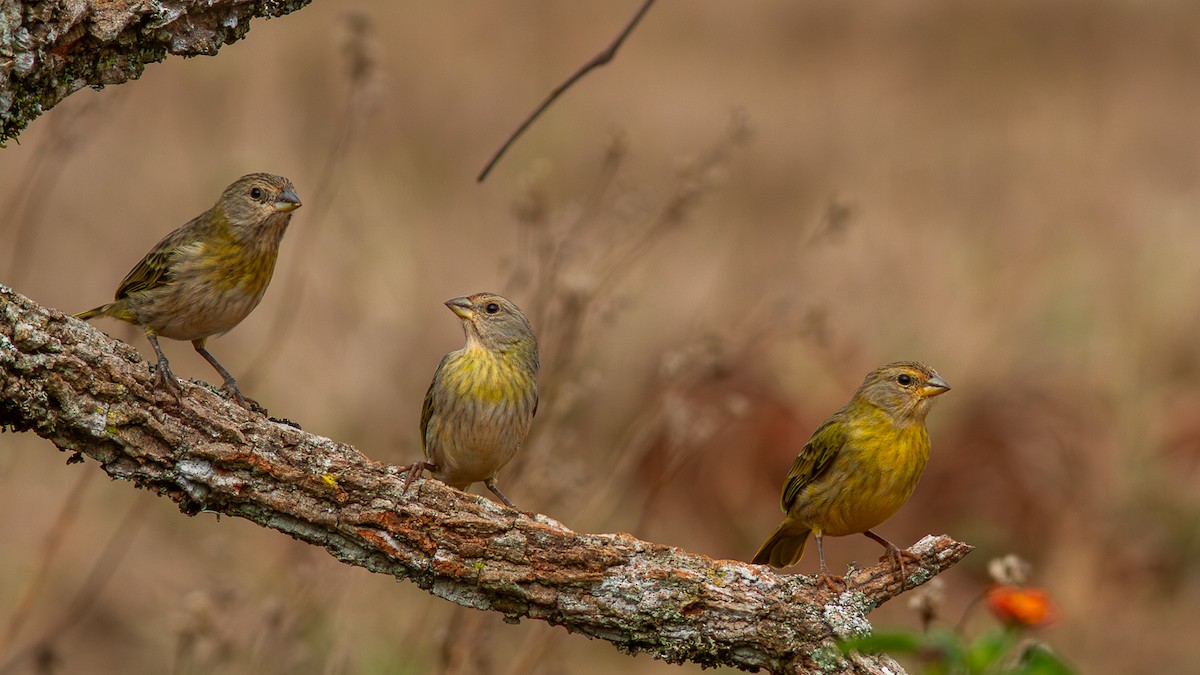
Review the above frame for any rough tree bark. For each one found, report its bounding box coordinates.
[0,284,973,674]
[0,0,311,143]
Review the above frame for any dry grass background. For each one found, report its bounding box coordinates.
[3,1,1200,673]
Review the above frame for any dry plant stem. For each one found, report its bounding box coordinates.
[2,98,101,286]
[0,470,93,655]
[0,0,312,143]
[0,285,973,674]
[476,0,658,182]
[240,12,376,388]
[0,495,150,674]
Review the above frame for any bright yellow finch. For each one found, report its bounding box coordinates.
[752,361,950,588]
[406,293,539,509]
[74,173,301,409]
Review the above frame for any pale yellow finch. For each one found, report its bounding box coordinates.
[406,293,539,509]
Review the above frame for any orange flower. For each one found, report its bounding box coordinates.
[986,585,1058,627]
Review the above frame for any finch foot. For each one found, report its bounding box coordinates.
[219,378,258,412]
[193,340,256,411]
[223,380,247,406]
[154,362,183,398]
[402,462,437,494]
[814,533,845,590]
[818,570,847,591]
[145,332,183,401]
[484,479,519,511]
[864,529,918,589]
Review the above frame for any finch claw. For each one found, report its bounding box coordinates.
[879,545,919,589]
[819,573,846,591]
[238,395,267,414]
[220,379,258,412]
[155,363,183,399]
[402,462,436,495]
[864,530,918,590]
[817,557,846,591]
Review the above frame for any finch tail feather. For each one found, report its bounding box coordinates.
[752,521,811,568]
[74,304,109,321]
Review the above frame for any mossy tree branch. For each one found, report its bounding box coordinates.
[0,0,310,143]
[0,285,973,674]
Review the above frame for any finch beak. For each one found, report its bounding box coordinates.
[445,296,474,320]
[920,374,951,398]
[273,188,302,213]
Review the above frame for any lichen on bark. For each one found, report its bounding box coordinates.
[0,0,311,143]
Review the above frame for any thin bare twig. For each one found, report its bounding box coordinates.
[476,0,658,182]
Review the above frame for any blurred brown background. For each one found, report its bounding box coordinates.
[3,1,1199,673]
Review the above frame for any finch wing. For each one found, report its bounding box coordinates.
[113,224,199,298]
[419,354,454,460]
[418,382,436,459]
[780,416,847,512]
[114,245,174,298]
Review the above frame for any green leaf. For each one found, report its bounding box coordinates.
[1016,643,1077,675]
[839,630,925,655]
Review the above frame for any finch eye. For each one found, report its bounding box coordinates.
[250,187,264,200]
[897,374,912,386]
[485,303,500,314]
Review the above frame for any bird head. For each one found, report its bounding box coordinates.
[855,361,950,424]
[446,293,539,365]
[218,173,301,239]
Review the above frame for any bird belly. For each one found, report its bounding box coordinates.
[434,443,519,488]
[135,287,264,340]
[428,422,525,488]
[799,425,929,537]
[424,346,538,489]
[426,401,532,488]
[817,485,912,536]
[124,268,267,340]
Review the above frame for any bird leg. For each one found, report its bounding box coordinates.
[814,533,845,591]
[483,478,519,510]
[192,339,251,409]
[864,529,919,589]
[144,330,182,397]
